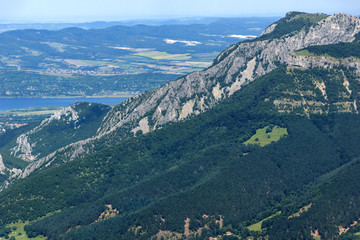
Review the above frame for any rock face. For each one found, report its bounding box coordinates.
[284,52,360,73]
[11,134,36,161]
[3,12,360,188]
[8,102,112,163]
[10,105,80,161]
[0,154,5,174]
[97,13,360,138]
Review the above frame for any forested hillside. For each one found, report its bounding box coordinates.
[1,63,360,239]
[1,12,360,239]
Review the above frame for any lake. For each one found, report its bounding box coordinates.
[0,97,128,111]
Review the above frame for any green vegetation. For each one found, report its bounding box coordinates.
[267,149,360,239]
[244,125,288,147]
[214,12,327,65]
[135,51,191,60]
[2,15,360,238]
[294,49,315,56]
[0,102,111,168]
[0,106,60,120]
[0,65,359,239]
[302,41,360,59]
[247,211,281,232]
[0,107,60,129]
[338,223,360,239]
[6,222,46,240]
[3,108,59,117]
[258,12,328,40]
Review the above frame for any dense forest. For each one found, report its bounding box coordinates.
[303,40,360,58]
[0,64,360,239]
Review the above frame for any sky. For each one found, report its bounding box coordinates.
[1,0,359,23]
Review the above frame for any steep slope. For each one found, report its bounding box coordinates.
[0,102,111,188]
[2,13,360,240]
[98,12,360,135]
[1,58,360,239]
[6,12,359,185]
[266,156,360,239]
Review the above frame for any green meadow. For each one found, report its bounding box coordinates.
[247,211,281,232]
[6,222,46,240]
[244,125,288,147]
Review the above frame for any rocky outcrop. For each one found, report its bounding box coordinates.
[0,154,5,174]
[284,52,360,73]
[4,12,360,187]
[10,105,80,161]
[98,13,360,138]
[260,22,277,36]
[11,134,37,161]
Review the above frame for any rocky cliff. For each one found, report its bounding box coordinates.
[0,103,111,186]
[284,51,360,73]
[3,12,360,188]
[98,13,360,136]
[11,105,81,161]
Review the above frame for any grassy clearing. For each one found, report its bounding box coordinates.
[135,51,191,60]
[247,211,281,232]
[247,221,263,232]
[5,221,46,240]
[294,50,315,56]
[244,125,288,147]
[3,211,62,239]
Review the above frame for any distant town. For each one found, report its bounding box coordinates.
[0,122,27,133]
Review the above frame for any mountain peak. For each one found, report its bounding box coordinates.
[285,11,308,18]
[260,11,329,38]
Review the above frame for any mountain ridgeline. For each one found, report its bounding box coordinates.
[1,11,360,239]
[0,17,275,98]
[4,11,360,182]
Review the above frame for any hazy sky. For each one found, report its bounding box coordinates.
[1,0,360,23]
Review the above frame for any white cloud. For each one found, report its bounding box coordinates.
[164,39,201,46]
[227,34,258,39]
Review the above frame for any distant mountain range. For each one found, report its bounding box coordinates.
[1,11,360,239]
[0,17,277,98]
[0,17,279,32]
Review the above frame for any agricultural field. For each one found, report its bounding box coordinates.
[135,51,191,60]
[0,107,60,131]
